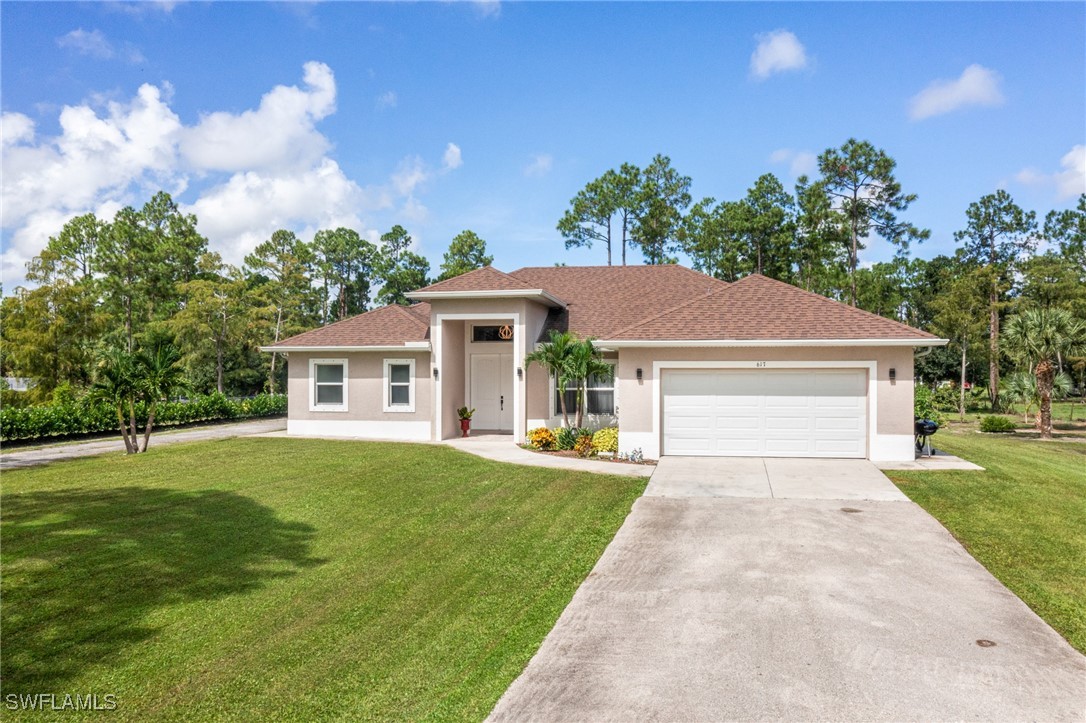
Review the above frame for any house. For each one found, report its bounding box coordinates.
[264,265,946,462]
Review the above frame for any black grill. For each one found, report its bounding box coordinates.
[915,418,939,456]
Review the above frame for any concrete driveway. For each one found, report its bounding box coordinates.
[489,457,1086,722]
[646,456,909,501]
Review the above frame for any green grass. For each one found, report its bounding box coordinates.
[1,438,646,720]
[885,429,1086,653]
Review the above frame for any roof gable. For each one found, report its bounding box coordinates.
[605,274,938,341]
[410,266,529,293]
[269,302,431,348]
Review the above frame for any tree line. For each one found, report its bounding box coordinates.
[1,191,493,401]
[558,139,1086,412]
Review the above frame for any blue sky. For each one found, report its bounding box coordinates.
[2,1,1084,289]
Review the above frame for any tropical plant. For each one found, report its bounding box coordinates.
[979,415,1017,433]
[525,330,577,427]
[526,427,557,450]
[1002,308,1086,438]
[87,349,141,454]
[1001,371,1074,424]
[457,406,475,420]
[591,427,618,453]
[561,338,612,429]
[554,426,579,451]
[134,343,190,452]
[573,434,595,458]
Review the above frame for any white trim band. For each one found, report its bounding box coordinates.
[597,338,947,348]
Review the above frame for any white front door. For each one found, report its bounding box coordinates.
[471,353,514,431]
[662,369,868,458]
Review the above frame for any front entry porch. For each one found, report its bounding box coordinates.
[434,313,528,442]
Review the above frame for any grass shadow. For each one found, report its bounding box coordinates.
[1,487,322,693]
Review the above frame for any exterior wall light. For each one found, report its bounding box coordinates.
[433,368,440,381]
[889,368,896,383]
[636,368,643,381]
[517,367,523,380]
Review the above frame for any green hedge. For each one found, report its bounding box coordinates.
[1,393,286,442]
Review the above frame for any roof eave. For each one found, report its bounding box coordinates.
[404,288,567,308]
[260,342,432,353]
[595,338,948,348]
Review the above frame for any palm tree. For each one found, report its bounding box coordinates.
[562,338,613,429]
[1002,308,1086,438]
[135,343,190,452]
[525,330,576,427]
[1001,370,1073,425]
[88,350,140,454]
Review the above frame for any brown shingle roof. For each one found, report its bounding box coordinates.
[269,302,431,348]
[605,274,938,341]
[410,266,531,293]
[508,265,728,338]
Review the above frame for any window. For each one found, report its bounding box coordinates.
[472,324,514,342]
[383,358,416,412]
[310,358,348,412]
[554,365,615,416]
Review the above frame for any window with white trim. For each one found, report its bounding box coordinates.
[554,363,615,416]
[383,358,416,412]
[310,358,348,412]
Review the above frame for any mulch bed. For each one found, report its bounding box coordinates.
[520,446,656,466]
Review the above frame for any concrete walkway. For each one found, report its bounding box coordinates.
[1,418,287,470]
[490,459,1085,722]
[442,434,655,478]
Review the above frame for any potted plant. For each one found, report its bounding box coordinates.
[457,407,475,437]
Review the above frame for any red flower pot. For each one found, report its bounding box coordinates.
[460,419,471,437]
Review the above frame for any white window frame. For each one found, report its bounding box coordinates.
[383,358,416,413]
[551,361,617,417]
[309,358,348,412]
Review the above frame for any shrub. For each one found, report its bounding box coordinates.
[573,433,595,458]
[914,385,947,426]
[527,427,557,450]
[555,426,578,451]
[0,393,287,442]
[979,415,1017,433]
[591,427,618,453]
[932,384,959,413]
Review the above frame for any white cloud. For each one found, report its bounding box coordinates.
[104,1,178,17]
[524,153,553,177]
[185,158,366,263]
[909,64,1005,121]
[443,142,462,170]
[392,155,429,196]
[768,148,816,177]
[179,61,335,173]
[472,0,501,18]
[1015,145,1086,200]
[56,28,143,64]
[0,62,455,288]
[57,28,115,59]
[376,90,397,109]
[750,30,808,80]
[1,113,35,147]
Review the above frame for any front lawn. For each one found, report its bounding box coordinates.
[885,429,1086,653]
[1,438,646,720]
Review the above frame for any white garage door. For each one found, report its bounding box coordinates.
[662,369,868,458]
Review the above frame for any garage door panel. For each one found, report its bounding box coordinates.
[663,369,867,459]
[765,416,811,431]
[815,416,863,431]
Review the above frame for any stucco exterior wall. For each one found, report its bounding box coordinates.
[614,346,914,461]
[285,351,432,440]
[428,297,554,442]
